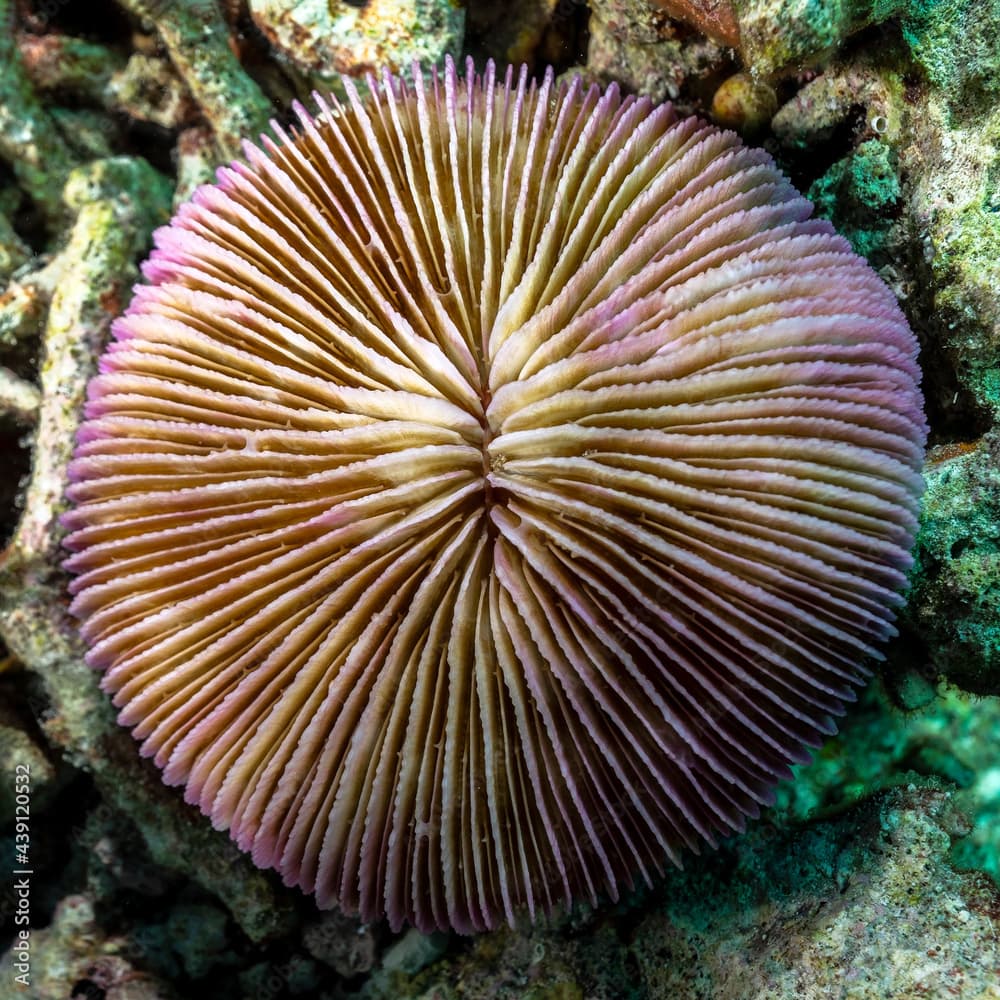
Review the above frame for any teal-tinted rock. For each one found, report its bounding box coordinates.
[906,435,1000,690]
[733,0,903,74]
[901,0,1000,95]
[352,786,999,999]
[808,139,901,262]
[165,902,233,979]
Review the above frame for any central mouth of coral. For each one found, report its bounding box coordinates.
[478,390,501,517]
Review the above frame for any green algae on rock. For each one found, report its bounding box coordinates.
[0,0,85,229]
[808,139,902,264]
[586,0,730,105]
[116,0,273,161]
[906,434,1000,692]
[901,0,1000,96]
[248,0,466,94]
[352,786,1000,999]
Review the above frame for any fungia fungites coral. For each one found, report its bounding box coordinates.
[63,57,927,933]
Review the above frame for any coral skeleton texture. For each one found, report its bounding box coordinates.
[63,57,926,933]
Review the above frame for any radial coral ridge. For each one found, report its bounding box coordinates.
[63,56,926,933]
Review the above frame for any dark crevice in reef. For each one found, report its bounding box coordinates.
[904,257,995,450]
[114,114,178,179]
[21,0,133,45]
[2,165,48,256]
[0,428,33,546]
[773,101,870,195]
[920,363,993,450]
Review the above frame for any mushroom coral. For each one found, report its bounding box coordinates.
[63,57,927,934]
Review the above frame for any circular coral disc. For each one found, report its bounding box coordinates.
[64,57,926,934]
